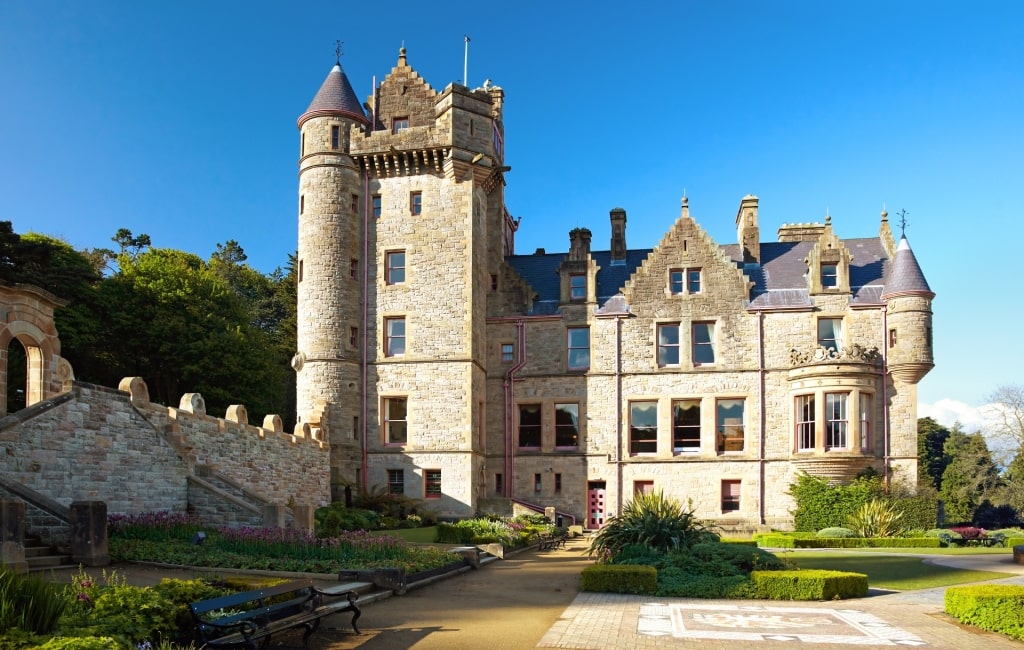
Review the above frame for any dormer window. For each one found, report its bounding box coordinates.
[821,263,838,288]
[570,274,586,301]
[392,116,409,133]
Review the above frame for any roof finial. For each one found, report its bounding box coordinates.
[896,208,909,238]
[399,41,407,64]
[335,39,343,65]
[881,202,888,221]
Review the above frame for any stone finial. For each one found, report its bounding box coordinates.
[294,422,312,438]
[568,227,592,261]
[398,45,408,66]
[117,377,150,404]
[225,405,249,425]
[263,414,283,433]
[179,393,206,416]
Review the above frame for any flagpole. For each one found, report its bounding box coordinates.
[464,35,470,87]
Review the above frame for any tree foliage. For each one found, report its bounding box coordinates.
[788,473,885,532]
[917,417,951,489]
[939,426,1003,524]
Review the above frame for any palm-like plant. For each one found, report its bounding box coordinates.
[588,491,718,561]
[846,499,905,538]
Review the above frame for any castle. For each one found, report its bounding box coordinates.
[294,48,934,530]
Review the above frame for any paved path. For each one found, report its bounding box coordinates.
[41,541,1024,649]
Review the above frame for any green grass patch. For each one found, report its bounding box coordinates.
[783,552,1013,590]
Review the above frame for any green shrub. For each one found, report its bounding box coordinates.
[434,522,475,544]
[580,564,656,594]
[0,570,67,635]
[588,491,718,560]
[945,585,1024,641]
[756,535,796,548]
[34,637,125,649]
[56,569,179,646]
[656,567,752,598]
[816,527,858,538]
[314,504,381,536]
[891,493,938,530]
[749,570,868,600]
[846,500,905,538]
[720,538,758,546]
[924,528,960,539]
[759,537,941,549]
[789,473,884,532]
[687,543,786,573]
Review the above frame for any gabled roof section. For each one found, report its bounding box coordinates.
[881,236,933,299]
[297,63,369,128]
[507,250,650,315]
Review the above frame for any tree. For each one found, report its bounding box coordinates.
[917,417,951,490]
[985,385,1024,464]
[939,426,1002,524]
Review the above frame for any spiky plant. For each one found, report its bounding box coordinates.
[846,499,905,538]
[588,491,719,561]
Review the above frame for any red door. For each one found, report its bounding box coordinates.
[587,483,606,529]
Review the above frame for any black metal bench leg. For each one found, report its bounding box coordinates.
[350,606,362,634]
[300,619,320,648]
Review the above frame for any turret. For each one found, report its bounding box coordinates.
[881,236,934,383]
[295,59,369,493]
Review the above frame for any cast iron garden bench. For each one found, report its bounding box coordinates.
[189,578,360,649]
[538,531,568,550]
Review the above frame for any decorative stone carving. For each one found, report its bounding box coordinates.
[179,393,206,415]
[117,376,150,404]
[290,352,305,371]
[790,344,882,367]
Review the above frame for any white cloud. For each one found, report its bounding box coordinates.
[919,398,990,433]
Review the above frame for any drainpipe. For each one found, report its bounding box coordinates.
[503,320,526,497]
[614,314,623,519]
[757,310,767,525]
[361,167,370,490]
[881,305,890,492]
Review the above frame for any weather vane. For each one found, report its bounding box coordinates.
[335,40,343,64]
[896,209,909,237]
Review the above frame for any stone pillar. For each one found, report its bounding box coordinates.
[70,501,109,567]
[291,504,315,533]
[263,504,287,528]
[544,506,556,524]
[0,499,28,574]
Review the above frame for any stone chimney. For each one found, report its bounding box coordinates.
[609,208,627,264]
[568,228,592,261]
[735,195,760,264]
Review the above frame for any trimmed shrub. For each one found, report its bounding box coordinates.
[924,528,960,539]
[892,493,938,530]
[756,535,796,548]
[945,585,1024,641]
[816,527,858,538]
[757,537,942,549]
[688,543,786,573]
[749,570,868,600]
[581,564,656,594]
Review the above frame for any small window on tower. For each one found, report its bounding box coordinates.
[350,327,358,348]
[372,195,382,218]
[350,193,359,213]
[410,191,422,215]
[889,328,897,348]
[331,125,341,149]
[350,259,358,279]
[392,116,410,133]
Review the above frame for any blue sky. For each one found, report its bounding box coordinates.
[1,1,1021,427]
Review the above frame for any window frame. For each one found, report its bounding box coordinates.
[383,397,408,446]
[372,194,382,218]
[796,394,816,451]
[687,268,702,294]
[500,343,514,364]
[721,479,741,512]
[821,263,838,288]
[569,274,586,301]
[554,402,580,449]
[385,250,406,285]
[629,401,658,455]
[517,403,542,449]
[817,317,843,352]
[330,124,341,149]
[716,398,745,453]
[860,393,872,451]
[672,399,701,454]
[350,193,359,213]
[657,322,680,367]
[392,116,410,133]
[692,321,716,366]
[410,191,422,215]
[826,392,849,450]
[349,258,358,280]
[424,469,441,499]
[668,269,684,295]
[567,327,590,371]
[387,469,404,495]
[384,316,406,357]
[634,480,655,496]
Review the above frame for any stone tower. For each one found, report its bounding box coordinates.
[295,59,370,493]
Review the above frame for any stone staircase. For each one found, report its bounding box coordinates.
[25,533,74,573]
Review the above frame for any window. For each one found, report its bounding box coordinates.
[331,124,340,148]
[821,263,838,288]
[716,399,744,452]
[350,259,358,279]
[570,274,586,301]
[349,327,358,348]
[518,404,541,448]
[298,259,303,282]
[634,480,655,496]
[392,116,409,133]
[301,132,305,157]
[350,193,359,213]
[410,191,422,215]
[385,317,406,356]
[721,480,741,512]
[385,251,406,285]
[692,321,715,365]
[796,395,815,451]
[352,416,359,440]
[629,401,658,455]
[657,323,680,367]
[669,269,684,295]
[860,393,872,451]
[300,195,304,214]
[424,469,441,498]
[555,403,579,448]
[826,392,849,449]
[534,473,542,493]
[567,327,590,370]
[687,268,702,294]
[554,473,562,493]
[500,343,514,363]
[889,328,897,348]
[387,469,404,495]
[490,274,498,291]
[383,397,407,445]
[372,195,382,218]
[672,399,700,453]
[818,318,843,351]
[495,473,503,495]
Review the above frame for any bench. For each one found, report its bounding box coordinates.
[938,532,1006,548]
[538,532,568,551]
[189,578,360,649]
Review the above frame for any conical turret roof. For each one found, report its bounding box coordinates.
[881,236,933,299]
[297,63,368,128]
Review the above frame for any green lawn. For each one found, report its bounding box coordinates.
[783,551,1014,590]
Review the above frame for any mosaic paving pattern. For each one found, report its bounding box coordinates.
[637,602,927,646]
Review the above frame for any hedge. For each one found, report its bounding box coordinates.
[757,536,942,549]
[748,570,868,600]
[945,585,1024,641]
[581,564,657,594]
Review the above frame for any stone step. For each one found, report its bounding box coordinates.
[27,554,74,571]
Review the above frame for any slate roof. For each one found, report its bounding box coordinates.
[506,236,893,315]
[881,237,933,299]
[297,63,369,128]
